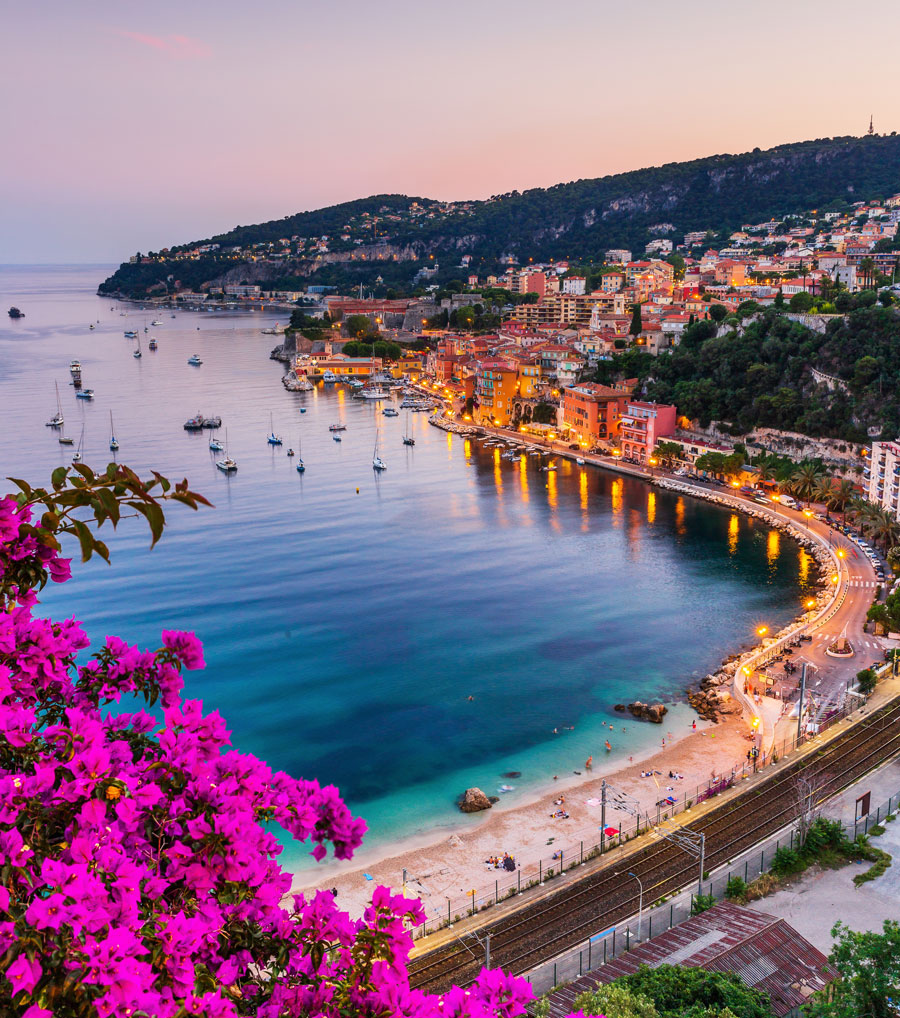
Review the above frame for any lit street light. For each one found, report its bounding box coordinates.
[757,625,768,638]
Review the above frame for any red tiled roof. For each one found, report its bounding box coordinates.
[543,903,835,1018]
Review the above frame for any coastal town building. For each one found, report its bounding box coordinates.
[618,400,677,462]
[866,441,900,519]
[561,381,635,446]
[474,360,519,427]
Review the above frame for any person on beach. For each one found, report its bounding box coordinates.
[585,755,593,770]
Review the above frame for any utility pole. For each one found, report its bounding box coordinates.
[798,663,808,743]
[698,832,706,893]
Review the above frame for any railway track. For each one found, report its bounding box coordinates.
[409,697,900,993]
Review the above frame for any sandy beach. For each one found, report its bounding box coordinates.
[292,713,753,921]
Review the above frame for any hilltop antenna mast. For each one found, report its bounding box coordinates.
[867,115,874,136]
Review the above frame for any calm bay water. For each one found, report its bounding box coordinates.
[0,266,815,867]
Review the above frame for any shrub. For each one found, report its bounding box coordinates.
[725,876,747,900]
[691,893,717,915]
[771,846,802,875]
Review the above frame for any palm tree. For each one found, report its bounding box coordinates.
[888,544,900,574]
[754,457,777,484]
[864,507,900,553]
[859,256,876,290]
[826,479,856,520]
[812,475,835,506]
[790,462,827,504]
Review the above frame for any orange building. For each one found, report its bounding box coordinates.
[561,381,635,446]
[474,360,519,426]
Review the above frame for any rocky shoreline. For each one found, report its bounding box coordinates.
[653,480,835,724]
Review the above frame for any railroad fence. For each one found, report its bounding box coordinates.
[409,690,873,940]
[521,784,900,997]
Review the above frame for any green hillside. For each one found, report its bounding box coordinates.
[100,134,900,297]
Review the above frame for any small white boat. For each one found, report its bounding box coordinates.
[133,336,142,358]
[148,337,158,351]
[296,435,305,472]
[328,424,347,432]
[151,320,162,327]
[73,426,85,463]
[69,360,82,373]
[372,431,386,471]
[576,457,585,465]
[267,413,283,446]
[108,411,119,451]
[216,429,237,472]
[209,437,224,452]
[382,408,399,417]
[46,381,64,427]
[321,370,337,384]
[332,434,342,442]
[188,354,203,366]
[357,387,390,400]
[75,389,94,400]
[124,330,137,338]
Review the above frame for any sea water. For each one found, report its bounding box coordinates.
[0,265,815,867]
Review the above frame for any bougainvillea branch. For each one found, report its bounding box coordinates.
[0,468,538,1018]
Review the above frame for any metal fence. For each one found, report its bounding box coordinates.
[409,690,871,940]
[523,784,900,996]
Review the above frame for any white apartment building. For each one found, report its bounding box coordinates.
[866,441,900,518]
[562,276,586,295]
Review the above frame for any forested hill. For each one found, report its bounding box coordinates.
[101,134,900,296]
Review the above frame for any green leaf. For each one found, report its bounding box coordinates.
[71,463,95,482]
[71,519,94,562]
[7,477,33,497]
[131,502,166,547]
[51,467,68,490]
[93,539,110,563]
[96,487,120,526]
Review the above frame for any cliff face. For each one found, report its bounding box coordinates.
[100,134,900,296]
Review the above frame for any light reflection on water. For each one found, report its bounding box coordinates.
[0,265,817,852]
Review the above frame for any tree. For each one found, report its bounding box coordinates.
[630,301,644,337]
[856,668,878,694]
[612,965,771,1018]
[344,313,376,339]
[805,920,900,1018]
[572,982,658,1018]
[653,440,683,467]
[709,303,729,323]
[789,462,827,503]
[788,291,814,312]
[858,256,877,290]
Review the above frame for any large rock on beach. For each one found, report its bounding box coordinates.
[627,701,668,723]
[458,787,492,813]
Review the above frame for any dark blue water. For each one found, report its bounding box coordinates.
[0,266,816,866]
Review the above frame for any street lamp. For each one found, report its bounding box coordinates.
[616,870,643,941]
[803,509,813,528]
[757,625,768,638]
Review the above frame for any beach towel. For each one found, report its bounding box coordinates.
[603,827,619,837]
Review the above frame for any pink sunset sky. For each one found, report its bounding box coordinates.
[4,0,900,263]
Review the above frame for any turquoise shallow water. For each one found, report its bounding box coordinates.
[0,266,816,868]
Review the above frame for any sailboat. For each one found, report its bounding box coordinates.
[46,381,64,428]
[108,411,119,451]
[209,429,224,452]
[372,430,386,471]
[215,430,237,473]
[133,335,142,358]
[72,426,85,463]
[402,411,415,446]
[267,413,282,446]
[296,435,305,473]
